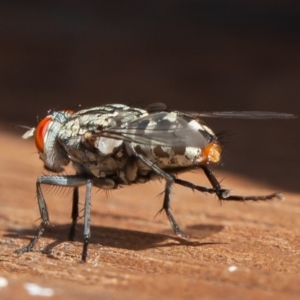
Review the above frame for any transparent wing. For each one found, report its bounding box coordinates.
[96,112,210,148]
[195,111,296,119]
[91,110,296,147]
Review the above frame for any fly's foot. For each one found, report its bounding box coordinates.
[275,193,284,200]
[216,189,231,199]
[15,246,32,254]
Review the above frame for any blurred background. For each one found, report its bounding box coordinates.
[0,1,299,192]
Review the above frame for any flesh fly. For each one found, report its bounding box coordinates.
[15,102,295,261]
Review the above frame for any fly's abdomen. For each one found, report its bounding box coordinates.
[131,142,221,170]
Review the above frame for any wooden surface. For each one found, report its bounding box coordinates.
[0,2,299,299]
[0,131,299,300]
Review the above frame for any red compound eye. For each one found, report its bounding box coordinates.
[35,116,52,153]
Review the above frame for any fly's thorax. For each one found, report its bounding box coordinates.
[34,110,73,172]
[64,131,128,178]
[61,104,148,137]
[84,133,124,156]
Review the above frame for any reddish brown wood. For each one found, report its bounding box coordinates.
[0,132,299,300]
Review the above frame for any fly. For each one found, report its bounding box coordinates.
[15,103,296,261]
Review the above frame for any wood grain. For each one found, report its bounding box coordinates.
[0,131,299,300]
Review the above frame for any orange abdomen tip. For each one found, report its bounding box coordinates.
[202,143,222,163]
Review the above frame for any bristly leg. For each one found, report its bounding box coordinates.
[15,175,88,256]
[174,177,217,195]
[81,179,92,262]
[161,180,187,237]
[15,177,51,254]
[201,165,283,201]
[133,151,187,237]
[69,186,79,241]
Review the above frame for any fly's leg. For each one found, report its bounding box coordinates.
[15,179,50,254]
[174,178,216,195]
[15,175,87,255]
[133,152,187,237]
[69,187,79,241]
[201,165,283,201]
[82,179,92,262]
[79,177,116,261]
[161,179,187,237]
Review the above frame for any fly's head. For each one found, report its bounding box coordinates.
[23,110,73,172]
